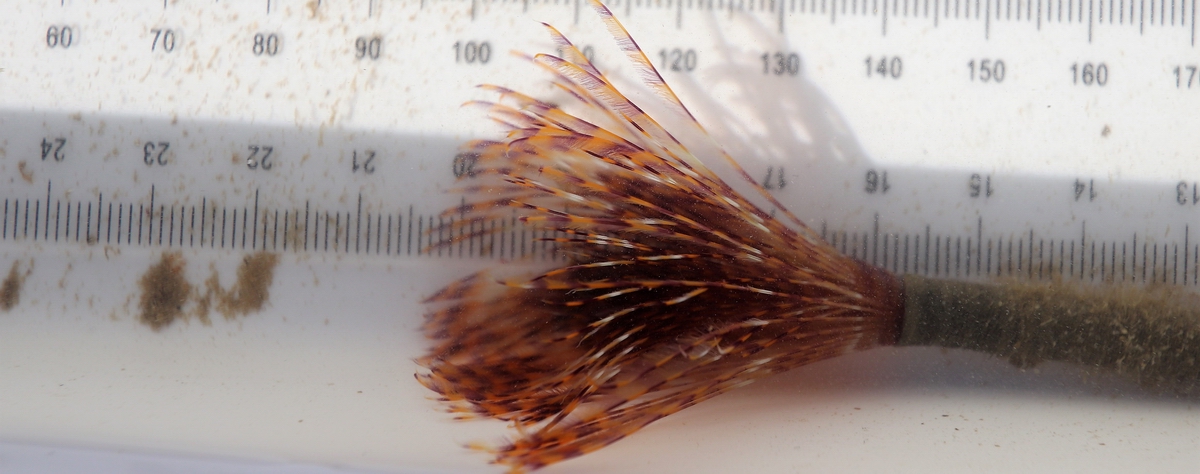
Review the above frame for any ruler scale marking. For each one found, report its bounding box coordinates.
[7,189,1194,279]
[986,0,991,37]
[159,205,165,247]
[957,237,963,278]
[892,233,899,273]
[243,208,249,250]
[1010,237,1017,277]
[1090,241,1096,281]
[355,194,362,255]
[976,218,982,277]
[1174,243,1179,285]
[285,210,292,252]
[149,187,155,246]
[77,202,84,244]
[966,237,972,276]
[254,191,261,251]
[984,240,993,276]
[46,183,53,242]
[1153,244,1158,282]
[117,205,124,246]
[878,232,888,271]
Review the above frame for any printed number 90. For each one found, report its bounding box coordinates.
[356,36,382,60]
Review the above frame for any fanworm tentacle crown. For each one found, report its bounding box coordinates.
[416,1,905,471]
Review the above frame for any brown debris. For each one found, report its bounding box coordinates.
[17,161,33,183]
[1,261,29,312]
[139,251,280,329]
[197,252,281,321]
[138,252,192,330]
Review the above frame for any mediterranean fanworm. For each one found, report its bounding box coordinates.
[416,2,1200,471]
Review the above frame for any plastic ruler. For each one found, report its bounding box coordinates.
[1,0,1198,473]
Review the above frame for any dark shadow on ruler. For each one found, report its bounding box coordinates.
[0,105,1196,286]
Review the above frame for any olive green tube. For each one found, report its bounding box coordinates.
[897,275,1200,393]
